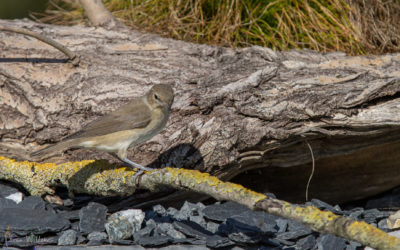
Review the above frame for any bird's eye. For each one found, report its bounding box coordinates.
[154,93,160,100]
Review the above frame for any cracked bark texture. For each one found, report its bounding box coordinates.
[1,19,400,204]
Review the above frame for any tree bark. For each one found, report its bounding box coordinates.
[1,19,400,204]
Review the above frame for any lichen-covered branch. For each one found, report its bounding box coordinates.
[0,156,137,196]
[0,156,398,249]
[255,199,400,250]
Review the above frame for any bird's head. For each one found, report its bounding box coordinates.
[147,84,174,110]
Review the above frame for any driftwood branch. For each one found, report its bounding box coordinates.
[0,24,79,66]
[0,156,398,249]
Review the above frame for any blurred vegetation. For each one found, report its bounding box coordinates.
[0,0,48,19]
[32,0,400,55]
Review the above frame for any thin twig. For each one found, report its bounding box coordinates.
[0,25,80,66]
[305,140,315,201]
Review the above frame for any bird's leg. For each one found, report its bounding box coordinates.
[120,158,153,171]
[116,149,154,172]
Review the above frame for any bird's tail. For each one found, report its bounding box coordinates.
[30,140,77,160]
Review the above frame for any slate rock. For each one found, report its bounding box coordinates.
[345,244,357,250]
[295,235,316,250]
[19,196,46,210]
[276,219,288,233]
[155,223,186,239]
[3,192,23,205]
[0,183,22,201]
[275,238,295,246]
[145,209,171,223]
[46,203,57,214]
[166,207,179,217]
[87,239,103,246]
[206,234,234,248]
[203,201,249,222]
[105,209,145,242]
[37,246,146,250]
[71,221,80,231]
[227,210,279,234]
[277,230,312,241]
[169,237,206,245]
[79,202,108,234]
[76,234,87,245]
[288,220,312,233]
[363,209,391,224]
[0,207,70,235]
[146,218,157,227]
[109,239,135,245]
[277,220,313,241]
[173,220,213,240]
[176,201,205,222]
[0,197,18,209]
[261,237,282,247]
[87,231,108,241]
[308,199,336,212]
[348,208,363,220]
[58,209,80,221]
[206,221,219,234]
[87,231,108,243]
[157,246,209,250]
[349,211,363,220]
[190,214,207,229]
[346,240,362,250]
[144,210,157,220]
[316,234,346,250]
[133,223,156,242]
[378,218,389,231]
[106,221,132,242]
[153,204,167,216]
[6,235,59,248]
[58,229,77,246]
[333,204,342,211]
[137,235,172,247]
[330,205,347,216]
[227,231,261,244]
[196,202,206,209]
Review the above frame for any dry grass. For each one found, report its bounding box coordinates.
[32,0,400,55]
[30,0,84,25]
[348,0,400,54]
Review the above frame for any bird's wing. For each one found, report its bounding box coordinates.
[64,99,152,140]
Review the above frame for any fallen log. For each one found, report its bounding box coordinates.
[1,18,400,205]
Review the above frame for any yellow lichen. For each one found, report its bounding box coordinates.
[160,167,267,203]
[347,221,400,248]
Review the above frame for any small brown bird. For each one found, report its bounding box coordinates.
[31,84,174,171]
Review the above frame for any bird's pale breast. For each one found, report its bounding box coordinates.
[78,108,169,153]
